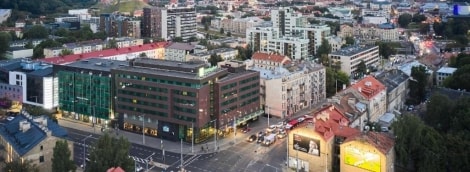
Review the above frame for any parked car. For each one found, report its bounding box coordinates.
[258,131,265,138]
[297,117,305,123]
[247,134,257,142]
[277,133,286,139]
[242,127,251,133]
[257,136,265,143]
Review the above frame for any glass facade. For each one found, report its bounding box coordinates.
[58,71,112,120]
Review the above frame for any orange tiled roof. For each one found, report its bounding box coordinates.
[350,75,386,100]
[344,131,395,155]
[252,52,291,64]
[107,167,125,172]
[312,105,359,140]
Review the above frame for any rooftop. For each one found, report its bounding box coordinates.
[437,66,457,74]
[132,58,207,71]
[398,61,433,76]
[65,58,129,72]
[350,75,386,100]
[330,45,378,56]
[191,48,237,57]
[0,59,53,77]
[0,112,67,156]
[378,23,395,29]
[39,42,168,65]
[312,105,359,141]
[252,52,291,65]
[344,131,395,155]
[375,69,409,93]
[166,42,196,50]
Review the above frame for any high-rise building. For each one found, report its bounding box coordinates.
[99,13,141,38]
[142,6,196,41]
[112,58,262,142]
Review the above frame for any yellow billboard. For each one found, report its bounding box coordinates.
[344,146,380,172]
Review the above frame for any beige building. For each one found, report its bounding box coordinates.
[338,24,399,42]
[0,114,71,172]
[348,76,387,122]
[187,48,238,63]
[213,17,264,34]
[376,69,410,113]
[164,42,196,62]
[248,52,326,118]
[329,45,380,77]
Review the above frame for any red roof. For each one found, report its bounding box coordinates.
[350,75,386,100]
[106,167,125,172]
[252,52,291,65]
[312,105,359,141]
[39,42,168,65]
[344,131,395,155]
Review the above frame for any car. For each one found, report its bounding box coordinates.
[258,131,265,137]
[277,133,286,139]
[242,127,251,133]
[247,134,257,142]
[407,105,414,111]
[297,117,305,122]
[257,136,265,143]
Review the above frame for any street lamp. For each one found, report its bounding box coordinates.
[145,152,155,171]
[82,134,93,169]
[139,114,145,145]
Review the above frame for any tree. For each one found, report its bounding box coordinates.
[220,28,225,34]
[424,93,453,132]
[226,31,232,37]
[316,38,332,66]
[139,53,147,58]
[344,36,354,46]
[3,160,39,172]
[376,41,397,59]
[204,24,209,31]
[24,25,49,39]
[188,36,198,42]
[356,60,367,77]
[33,39,61,59]
[172,37,183,42]
[325,67,349,97]
[398,13,412,28]
[412,13,427,23]
[52,140,76,172]
[86,133,134,172]
[54,28,69,37]
[0,32,12,58]
[209,54,224,66]
[107,39,118,49]
[444,65,470,91]
[409,65,428,103]
[59,49,73,56]
[24,41,34,49]
[449,53,470,68]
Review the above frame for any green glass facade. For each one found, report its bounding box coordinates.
[58,71,112,120]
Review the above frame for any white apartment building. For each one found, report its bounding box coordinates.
[213,17,264,34]
[248,52,326,118]
[43,38,143,58]
[370,1,392,15]
[187,48,238,63]
[436,67,457,86]
[329,45,380,76]
[247,7,331,59]
[164,42,196,61]
[363,16,388,25]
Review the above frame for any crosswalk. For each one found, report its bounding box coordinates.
[130,156,150,164]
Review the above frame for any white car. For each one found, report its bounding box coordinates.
[297,117,305,123]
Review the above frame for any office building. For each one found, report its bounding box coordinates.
[142,6,196,41]
[112,58,262,142]
[54,58,128,125]
[329,45,380,76]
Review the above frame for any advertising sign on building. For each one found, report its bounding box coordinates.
[293,134,320,156]
[344,146,381,172]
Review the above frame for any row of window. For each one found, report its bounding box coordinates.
[118,90,168,101]
[172,90,197,97]
[221,97,237,106]
[120,83,169,93]
[119,97,168,109]
[118,105,168,117]
[116,74,204,88]
[173,105,197,114]
[240,97,259,107]
[173,114,196,122]
[221,82,237,90]
[240,90,259,99]
[239,76,259,85]
[221,90,237,98]
[240,83,259,92]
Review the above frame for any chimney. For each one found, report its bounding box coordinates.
[19,120,31,132]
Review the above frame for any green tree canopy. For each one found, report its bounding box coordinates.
[172,37,183,42]
[33,39,61,59]
[356,60,367,77]
[52,140,76,172]
[376,41,397,59]
[86,133,134,172]
[443,65,470,91]
[317,38,332,66]
[449,53,470,68]
[344,36,354,46]
[3,160,39,172]
[24,25,49,39]
[398,13,412,28]
[0,32,12,59]
[209,54,223,66]
[412,13,427,23]
[409,65,428,103]
[59,49,73,56]
[325,67,350,97]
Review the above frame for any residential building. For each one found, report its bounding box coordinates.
[329,45,380,76]
[248,52,326,118]
[45,38,144,58]
[328,91,369,131]
[68,9,91,21]
[0,59,58,109]
[112,58,262,143]
[187,48,238,63]
[0,9,11,24]
[348,76,387,122]
[208,38,246,48]
[54,58,128,125]
[375,69,409,113]
[213,17,264,34]
[340,131,395,172]
[0,113,70,172]
[0,83,22,107]
[398,61,433,76]
[142,6,196,41]
[40,42,167,65]
[5,47,33,59]
[9,39,45,48]
[436,67,457,86]
[99,14,141,38]
[369,0,392,16]
[246,7,332,59]
[164,42,196,62]
[338,24,399,42]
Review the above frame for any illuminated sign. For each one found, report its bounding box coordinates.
[293,134,320,156]
[344,146,381,172]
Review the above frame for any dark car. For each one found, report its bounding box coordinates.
[247,135,257,142]
[257,136,265,143]
[258,131,265,137]
[242,127,251,133]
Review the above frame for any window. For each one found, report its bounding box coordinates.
[40,145,43,150]
[39,156,44,163]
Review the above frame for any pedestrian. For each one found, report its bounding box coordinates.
[201,146,204,152]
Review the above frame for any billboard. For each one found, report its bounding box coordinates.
[344,146,381,172]
[293,134,320,156]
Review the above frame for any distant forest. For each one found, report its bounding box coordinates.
[0,0,97,15]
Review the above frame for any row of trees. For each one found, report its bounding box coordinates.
[3,133,135,172]
[393,93,470,172]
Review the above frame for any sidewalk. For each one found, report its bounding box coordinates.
[58,100,327,155]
